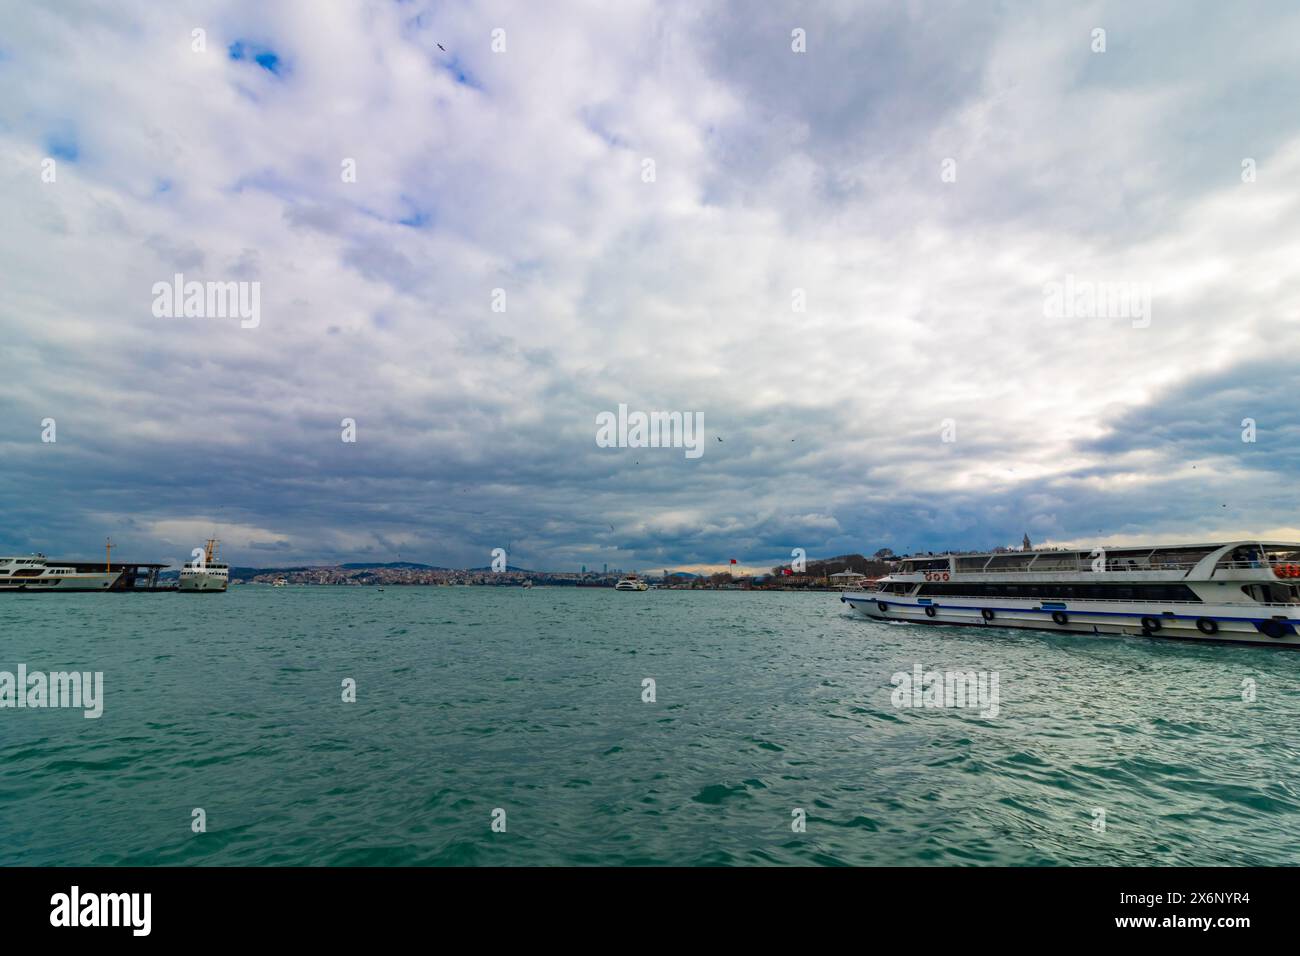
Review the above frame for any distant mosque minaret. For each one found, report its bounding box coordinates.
[1022,532,1032,551]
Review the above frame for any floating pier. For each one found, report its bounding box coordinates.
[53,560,175,591]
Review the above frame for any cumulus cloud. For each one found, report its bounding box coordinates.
[2,0,1298,569]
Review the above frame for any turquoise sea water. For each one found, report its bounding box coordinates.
[1,587,1297,866]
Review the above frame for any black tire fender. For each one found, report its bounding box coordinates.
[1051,610,1068,626]
[924,605,937,618]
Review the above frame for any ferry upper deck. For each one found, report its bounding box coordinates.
[891,542,1300,582]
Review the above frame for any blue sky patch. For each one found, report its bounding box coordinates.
[229,40,285,76]
[397,197,432,228]
[441,56,482,90]
[46,133,78,162]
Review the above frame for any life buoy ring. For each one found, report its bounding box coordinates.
[1051,611,1068,626]
[1195,618,1218,635]
[1141,616,1161,632]
[981,608,995,621]
[924,605,937,617]
[877,601,889,613]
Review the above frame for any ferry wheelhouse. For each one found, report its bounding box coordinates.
[842,542,1300,647]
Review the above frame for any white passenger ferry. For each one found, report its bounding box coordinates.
[0,554,121,591]
[178,539,229,593]
[842,541,1300,647]
[614,574,649,591]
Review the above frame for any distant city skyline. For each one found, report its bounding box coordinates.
[4,2,1300,569]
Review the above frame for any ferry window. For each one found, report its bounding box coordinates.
[986,555,1033,570]
[1030,553,1080,572]
[911,559,949,571]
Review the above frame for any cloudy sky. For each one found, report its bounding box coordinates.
[3,0,1300,572]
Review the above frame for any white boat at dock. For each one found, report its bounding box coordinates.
[0,554,120,591]
[842,541,1300,647]
[178,539,228,593]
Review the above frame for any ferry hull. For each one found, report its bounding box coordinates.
[842,593,1300,648]
[178,573,228,593]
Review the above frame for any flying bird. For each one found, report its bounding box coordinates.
[716,436,723,442]
[437,43,446,52]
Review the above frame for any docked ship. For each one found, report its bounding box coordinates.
[842,541,1300,647]
[614,574,649,591]
[178,539,229,593]
[0,554,121,591]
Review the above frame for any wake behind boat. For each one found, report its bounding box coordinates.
[842,541,1300,647]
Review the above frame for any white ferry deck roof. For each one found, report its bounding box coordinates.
[899,541,1300,560]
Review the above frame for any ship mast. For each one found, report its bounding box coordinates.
[105,537,113,573]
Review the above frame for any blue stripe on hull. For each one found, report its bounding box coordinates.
[841,595,1294,627]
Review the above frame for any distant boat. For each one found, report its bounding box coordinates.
[522,580,533,589]
[272,578,288,588]
[614,574,649,591]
